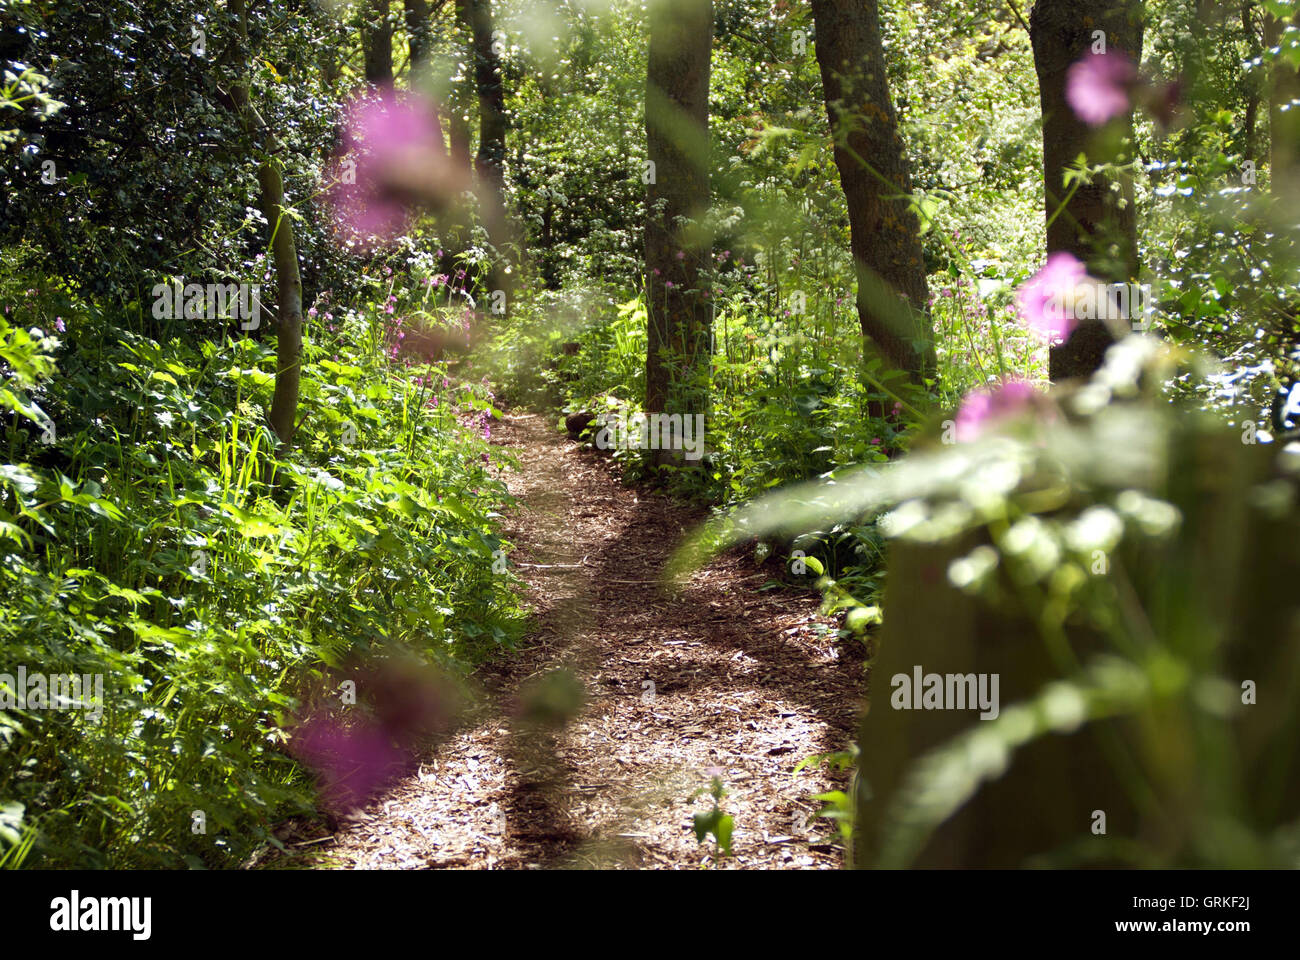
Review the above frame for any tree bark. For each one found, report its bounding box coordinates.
[260,162,305,447]
[405,0,434,76]
[811,0,934,382]
[448,88,473,167]
[1242,2,1262,160]
[362,0,395,87]
[229,0,305,447]
[644,0,713,421]
[456,0,514,293]
[1030,0,1144,382]
[1265,6,1300,200]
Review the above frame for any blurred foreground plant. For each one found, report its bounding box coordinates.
[676,335,1300,867]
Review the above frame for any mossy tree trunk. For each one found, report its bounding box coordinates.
[229,0,305,447]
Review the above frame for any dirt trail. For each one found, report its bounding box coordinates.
[317,410,865,869]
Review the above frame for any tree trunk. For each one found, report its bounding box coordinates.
[811,0,934,382]
[405,0,433,78]
[456,0,514,294]
[260,163,305,447]
[1242,2,1262,160]
[229,0,305,447]
[855,433,1300,867]
[319,45,342,89]
[448,89,472,167]
[362,0,395,87]
[644,0,713,420]
[1030,0,1143,382]
[1265,6,1300,200]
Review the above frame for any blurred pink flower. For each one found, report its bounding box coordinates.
[328,88,468,249]
[1066,51,1137,126]
[1016,251,1088,343]
[289,658,459,813]
[290,712,407,813]
[955,379,1037,442]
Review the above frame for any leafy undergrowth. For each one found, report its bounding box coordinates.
[0,274,525,868]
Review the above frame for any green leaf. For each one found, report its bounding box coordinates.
[844,604,882,633]
[221,502,285,538]
[714,814,734,855]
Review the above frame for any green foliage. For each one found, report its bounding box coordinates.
[489,0,1059,619]
[795,743,860,855]
[684,336,1300,867]
[690,772,734,859]
[2,0,1298,874]
[882,0,1045,277]
[0,270,524,868]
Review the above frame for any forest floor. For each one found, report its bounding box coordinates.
[295,410,866,869]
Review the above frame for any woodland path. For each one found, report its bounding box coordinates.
[315,410,865,869]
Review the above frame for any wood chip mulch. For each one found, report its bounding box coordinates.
[303,410,866,869]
